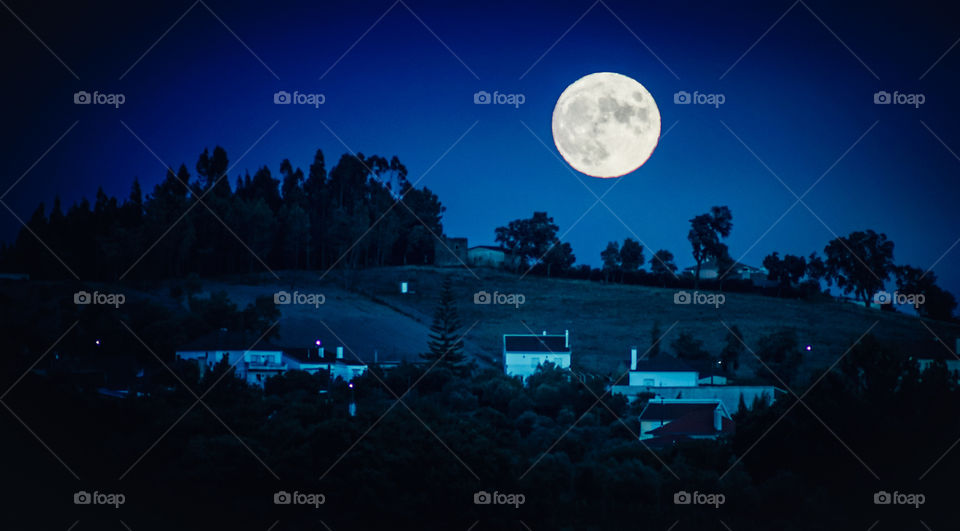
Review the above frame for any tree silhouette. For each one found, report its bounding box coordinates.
[421,277,468,375]
[688,206,733,289]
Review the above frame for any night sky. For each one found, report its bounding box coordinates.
[2,0,959,293]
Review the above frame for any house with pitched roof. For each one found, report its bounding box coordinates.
[502,330,571,381]
[638,398,734,444]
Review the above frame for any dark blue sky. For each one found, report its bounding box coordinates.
[2,0,959,294]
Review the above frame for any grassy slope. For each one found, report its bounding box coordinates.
[346,266,960,382]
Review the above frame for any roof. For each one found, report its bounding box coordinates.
[504,334,569,353]
[639,401,719,421]
[647,408,735,436]
[283,347,366,366]
[178,330,281,351]
[468,245,508,252]
[633,356,697,373]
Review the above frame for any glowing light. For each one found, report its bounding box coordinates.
[315,340,322,346]
[95,339,101,346]
[805,345,812,351]
[348,382,354,389]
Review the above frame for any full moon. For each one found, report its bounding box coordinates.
[552,72,661,178]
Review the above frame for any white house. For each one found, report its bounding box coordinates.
[503,330,571,381]
[468,245,520,269]
[682,257,769,285]
[282,346,368,382]
[176,330,368,388]
[628,350,700,387]
[638,398,733,443]
[176,330,286,388]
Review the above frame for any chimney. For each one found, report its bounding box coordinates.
[713,407,722,432]
[565,330,569,349]
[336,346,344,359]
[630,347,638,371]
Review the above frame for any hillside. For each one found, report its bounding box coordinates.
[126,265,960,382]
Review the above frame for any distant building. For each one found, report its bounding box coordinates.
[467,245,520,269]
[283,346,367,382]
[682,258,770,286]
[638,398,734,444]
[502,331,571,381]
[176,331,286,388]
[435,237,468,266]
[628,350,699,387]
[176,330,367,388]
[614,347,780,412]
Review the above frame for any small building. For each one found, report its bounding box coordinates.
[638,398,734,443]
[503,331,571,381]
[282,346,368,382]
[682,258,769,285]
[176,330,368,388]
[467,245,520,269]
[628,350,699,387]
[435,237,468,266]
[176,330,286,388]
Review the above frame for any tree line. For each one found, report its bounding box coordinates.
[0,147,444,280]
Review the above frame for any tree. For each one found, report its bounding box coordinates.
[755,330,802,385]
[649,321,662,358]
[600,241,620,283]
[720,325,744,372]
[823,230,895,307]
[495,212,560,273]
[763,252,807,296]
[671,332,709,361]
[421,277,468,375]
[687,206,733,288]
[542,241,575,278]
[895,265,957,321]
[619,238,644,279]
[649,249,678,287]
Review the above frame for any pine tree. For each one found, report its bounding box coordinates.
[421,277,467,374]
